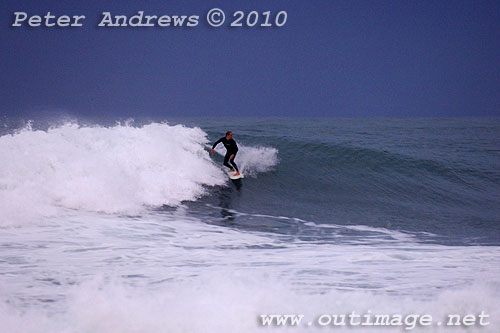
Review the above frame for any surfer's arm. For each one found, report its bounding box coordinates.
[212,138,223,149]
[211,137,223,154]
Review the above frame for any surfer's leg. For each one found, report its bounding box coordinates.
[230,160,239,173]
[223,153,234,171]
[229,155,239,172]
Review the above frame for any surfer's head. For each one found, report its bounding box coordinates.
[226,131,232,139]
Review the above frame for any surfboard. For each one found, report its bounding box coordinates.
[228,171,244,180]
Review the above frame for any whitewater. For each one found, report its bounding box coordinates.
[0,118,499,332]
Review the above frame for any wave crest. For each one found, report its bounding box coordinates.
[0,121,229,224]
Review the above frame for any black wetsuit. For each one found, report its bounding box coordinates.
[212,137,239,172]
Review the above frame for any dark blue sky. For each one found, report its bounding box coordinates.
[1,0,499,118]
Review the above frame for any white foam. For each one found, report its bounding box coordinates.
[0,212,499,332]
[1,276,498,333]
[0,121,228,225]
[212,143,278,176]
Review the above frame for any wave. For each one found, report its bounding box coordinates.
[0,121,277,225]
[274,137,497,183]
[267,136,500,208]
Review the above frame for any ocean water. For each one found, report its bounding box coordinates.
[0,117,499,332]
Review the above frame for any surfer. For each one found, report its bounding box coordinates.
[211,131,240,176]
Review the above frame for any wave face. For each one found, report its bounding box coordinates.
[190,117,500,246]
[0,117,499,332]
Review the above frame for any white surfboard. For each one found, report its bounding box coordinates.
[228,171,244,180]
